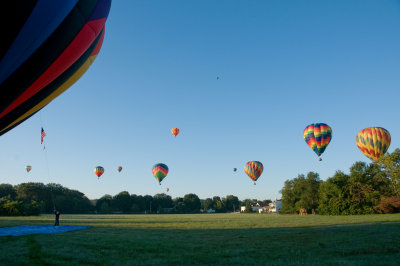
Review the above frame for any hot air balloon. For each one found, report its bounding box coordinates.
[117,166,122,172]
[303,123,332,161]
[166,188,169,192]
[233,168,237,172]
[171,128,179,137]
[356,127,391,161]
[244,161,263,185]
[25,165,32,173]
[94,166,104,179]
[152,163,169,185]
[0,1,112,137]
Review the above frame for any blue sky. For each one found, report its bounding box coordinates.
[1,0,400,200]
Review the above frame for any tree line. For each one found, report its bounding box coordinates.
[280,148,400,214]
[0,182,271,215]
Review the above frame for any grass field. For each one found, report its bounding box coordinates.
[0,213,399,265]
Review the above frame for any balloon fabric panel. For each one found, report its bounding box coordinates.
[0,0,101,114]
[0,0,78,85]
[303,123,332,157]
[152,163,169,183]
[0,29,104,136]
[244,161,263,182]
[356,127,391,161]
[0,5,109,119]
[0,0,111,136]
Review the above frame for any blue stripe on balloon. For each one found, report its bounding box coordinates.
[0,0,78,85]
[89,0,112,21]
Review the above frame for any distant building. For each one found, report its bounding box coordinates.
[268,199,282,213]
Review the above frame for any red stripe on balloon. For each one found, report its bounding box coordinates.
[0,19,106,119]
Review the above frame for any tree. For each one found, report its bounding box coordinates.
[152,193,173,212]
[183,193,201,213]
[203,198,213,211]
[212,196,226,213]
[0,184,16,199]
[112,191,132,213]
[375,148,400,196]
[223,195,240,212]
[96,194,112,213]
[244,201,253,213]
[280,172,322,214]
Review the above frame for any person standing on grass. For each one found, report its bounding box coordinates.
[54,210,60,226]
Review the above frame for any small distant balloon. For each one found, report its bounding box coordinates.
[244,161,263,185]
[94,166,104,179]
[152,163,169,185]
[171,128,179,137]
[117,166,123,172]
[25,165,32,173]
[166,188,169,192]
[233,168,237,172]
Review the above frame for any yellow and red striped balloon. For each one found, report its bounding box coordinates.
[356,127,391,161]
[244,161,263,185]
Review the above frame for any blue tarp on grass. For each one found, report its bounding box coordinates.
[0,225,92,236]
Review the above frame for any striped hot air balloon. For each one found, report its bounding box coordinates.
[0,0,111,136]
[244,161,263,185]
[303,123,332,161]
[171,128,179,137]
[152,163,169,185]
[94,166,104,179]
[25,165,32,173]
[356,127,391,161]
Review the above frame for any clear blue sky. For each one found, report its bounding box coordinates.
[1,0,400,200]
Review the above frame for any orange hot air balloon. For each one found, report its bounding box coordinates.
[166,188,169,192]
[171,128,179,137]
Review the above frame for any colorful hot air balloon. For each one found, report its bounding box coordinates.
[244,161,263,185]
[94,166,104,179]
[303,123,332,161]
[117,166,122,172]
[25,165,32,173]
[171,128,179,137]
[166,188,169,192]
[0,1,112,137]
[356,127,391,161]
[152,163,169,185]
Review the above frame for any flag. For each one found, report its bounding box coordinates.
[41,127,46,144]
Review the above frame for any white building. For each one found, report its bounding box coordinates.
[268,199,282,213]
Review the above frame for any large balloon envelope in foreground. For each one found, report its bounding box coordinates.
[152,163,169,185]
[356,127,391,161]
[244,161,263,185]
[303,123,332,161]
[0,0,111,136]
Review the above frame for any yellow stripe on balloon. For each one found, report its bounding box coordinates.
[0,55,98,134]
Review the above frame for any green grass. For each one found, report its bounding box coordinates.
[0,213,399,265]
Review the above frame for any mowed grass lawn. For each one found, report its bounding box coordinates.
[0,213,399,265]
